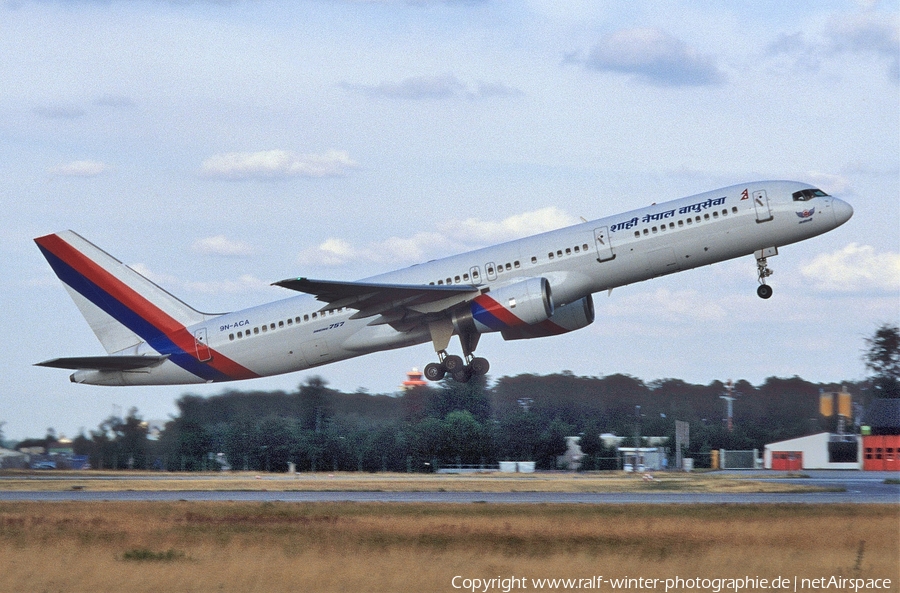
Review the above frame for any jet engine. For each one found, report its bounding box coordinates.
[452,277,554,336]
[500,295,594,340]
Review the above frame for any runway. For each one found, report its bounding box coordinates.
[1,471,897,504]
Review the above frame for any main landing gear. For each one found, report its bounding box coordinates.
[424,353,490,383]
[424,318,489,383]
[755,247,777,299]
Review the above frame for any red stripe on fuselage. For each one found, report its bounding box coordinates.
[36,233,259,381]
[473,294,528,327]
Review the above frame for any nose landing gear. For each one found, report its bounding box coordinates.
[755,247,777,299]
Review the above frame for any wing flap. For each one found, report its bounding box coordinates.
[35,355,170,371]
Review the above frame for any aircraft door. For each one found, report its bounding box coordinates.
[194,328,212,362]
[753,190,773,222]
[594,227,615,262]
[469,266,481,284]
[485,262,498,281]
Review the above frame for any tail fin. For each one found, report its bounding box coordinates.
[35,231,208,354]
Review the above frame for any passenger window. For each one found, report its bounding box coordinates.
[565,248,571,255]
[652,226,658,233]
[446,278,452,284]
[678,220,684,227]
[304,315,309,322]
[454,275,460,283]
[505,263,511,271]
[253,327,259,335]
[574,246,580,253]
[531,256,537,263]
[732,206,738,213]
[634,231,640,238]
[271,323,276,329]
[669,222,675,228]
[487,267,494,275]
[229,334,235,341]
[437,280,443,285]
[463,273,469,281]
[721,209,727,216]
[287,319,293,326]
[514,261,520,268]
[704,213,710,220]
[695,216,701,222]
[643,228,649,235]
[548,253,554,260]
[687,218,692,225]
[262,325,267,333]
[713,211,719,218]
[583,244,589,251]
[312,313,317,319]
[557,250,562,257]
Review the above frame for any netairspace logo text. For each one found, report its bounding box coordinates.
[451,575,894,592]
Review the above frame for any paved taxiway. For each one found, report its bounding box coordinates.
[1,471,896,504]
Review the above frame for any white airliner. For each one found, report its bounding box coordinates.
[35,180,852,386]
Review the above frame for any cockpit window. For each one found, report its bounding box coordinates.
[792,188,829,201]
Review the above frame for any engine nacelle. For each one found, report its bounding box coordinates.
[500,295,594,341]
[453,277,553,336]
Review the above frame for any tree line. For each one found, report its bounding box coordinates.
[15,324,899,473]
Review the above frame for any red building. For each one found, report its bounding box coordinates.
[861,399,900,471]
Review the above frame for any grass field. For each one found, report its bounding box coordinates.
[0,501,896,593]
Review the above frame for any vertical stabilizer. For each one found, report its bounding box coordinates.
[35,231,207,354]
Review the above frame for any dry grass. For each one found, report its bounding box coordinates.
[0,470,832,493]
[0,502,895,592]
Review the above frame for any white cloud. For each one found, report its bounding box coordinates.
[297,232,460,267]
[602,288,728,323]
[827,10,900,80]
[579,28,726,87]
[129,263,269,295]
[191,235,255,257]
[183,274,271,295]
[442,207,579,243]
[295,208,578,268]
[340,75,523,100]
[801,244,900,292]
[47,160,110,178]
[200,149,357,180]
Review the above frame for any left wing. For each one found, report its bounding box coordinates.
[35,355,170,371]
[273,277,479,325]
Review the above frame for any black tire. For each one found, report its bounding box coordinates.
[757,284,773,299]
[423,362,445,381]
[469,357,490,376]
[443,354,464,372]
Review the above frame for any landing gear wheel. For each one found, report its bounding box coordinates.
[424,362,446,382]
[452,366,473,383]
[442,354,464,373]
[757,284,773,299]
[469,357,490,377]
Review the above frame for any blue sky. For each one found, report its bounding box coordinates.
[1,0,898,441]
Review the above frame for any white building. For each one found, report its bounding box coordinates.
[764,432,861,470]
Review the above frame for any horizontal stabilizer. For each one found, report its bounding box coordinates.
[35,355,170,371]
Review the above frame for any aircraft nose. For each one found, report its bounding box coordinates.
[832,197,854,226]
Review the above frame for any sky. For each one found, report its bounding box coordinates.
[1,0,898,442]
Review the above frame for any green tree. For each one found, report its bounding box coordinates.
[864,323,900,398]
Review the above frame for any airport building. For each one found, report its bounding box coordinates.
[861,398,900,471]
